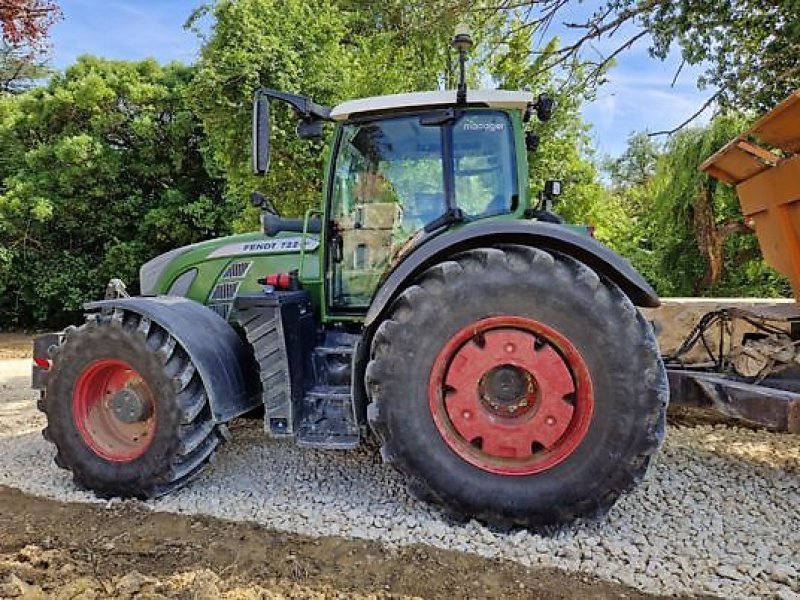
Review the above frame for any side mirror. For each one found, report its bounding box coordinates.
[538,179,563,213]
[252,91,270,175]
[297,120,324,140]
[535,93,554,122]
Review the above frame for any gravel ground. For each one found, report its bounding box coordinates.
[1,359,799,599]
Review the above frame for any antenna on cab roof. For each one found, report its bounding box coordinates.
[452,24,473,105]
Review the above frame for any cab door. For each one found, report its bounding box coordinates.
[326,115,445,312]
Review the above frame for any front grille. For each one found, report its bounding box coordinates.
[209,303,232,320]
[208,262,250,321]
[222,260,251,280]
[210,281,239,301]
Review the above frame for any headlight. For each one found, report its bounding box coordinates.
[167,268,198,297]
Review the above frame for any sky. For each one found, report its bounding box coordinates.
[48,0,714,159]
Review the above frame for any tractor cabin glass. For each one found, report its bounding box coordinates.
[328,110,517,308]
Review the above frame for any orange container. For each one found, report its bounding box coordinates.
[700,91,800,300]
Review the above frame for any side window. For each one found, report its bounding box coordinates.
[330,133,398,308]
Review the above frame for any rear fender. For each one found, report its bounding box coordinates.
[84,296,259,422]
[365,221,660,329]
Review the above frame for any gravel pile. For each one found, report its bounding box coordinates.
[0,393,798,598]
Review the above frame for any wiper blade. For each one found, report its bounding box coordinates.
[420,108,456,126]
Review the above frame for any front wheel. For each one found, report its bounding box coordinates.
[366,245,668,527]
[42,310,223,498]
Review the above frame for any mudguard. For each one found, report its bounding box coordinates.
[365,220,660,328]
[84,296,259,423]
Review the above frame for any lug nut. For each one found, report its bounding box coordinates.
[546,416,556,426]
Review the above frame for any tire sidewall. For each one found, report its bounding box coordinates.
[374,250,660,521]
[46,325,182,493]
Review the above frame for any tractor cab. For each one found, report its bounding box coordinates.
[249,27,556,316]
[325,91,529,308]
[251,87,552,313]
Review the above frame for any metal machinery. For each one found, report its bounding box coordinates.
[667,91,800,433]
[31,34,669,528]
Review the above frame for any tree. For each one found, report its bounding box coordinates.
[0,57,236,327]
[1,40,50,92]
[617,114,790,297]
[605,132,660,193]
[483,1,800,123]
[0,0,59,46]
[1,0,59,94]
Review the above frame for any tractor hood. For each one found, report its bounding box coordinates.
[139,231,321,296]
[140,243,204,296]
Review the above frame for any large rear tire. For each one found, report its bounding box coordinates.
[366,245,667,527]
[41,309,223,498]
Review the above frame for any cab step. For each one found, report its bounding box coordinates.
[297,386,359,449]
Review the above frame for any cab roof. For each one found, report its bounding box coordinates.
[329,89,533,121]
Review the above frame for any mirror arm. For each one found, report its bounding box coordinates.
[257,88,333,122]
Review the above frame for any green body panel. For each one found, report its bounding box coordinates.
[150,230,323,314]
[144,107,578,325]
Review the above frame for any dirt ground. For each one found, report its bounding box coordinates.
[0,334,669,599]
[0,333,33,359]
[0,486,669,600]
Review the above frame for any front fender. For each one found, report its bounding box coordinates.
[365,221,659,328]
[85,296,259,422]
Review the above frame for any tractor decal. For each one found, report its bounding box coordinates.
[208,236,320,258]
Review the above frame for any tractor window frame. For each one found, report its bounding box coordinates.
[323,108,518,316]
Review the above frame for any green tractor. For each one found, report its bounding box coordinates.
[32,38,667,528]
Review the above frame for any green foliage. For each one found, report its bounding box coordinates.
[187,0,471,230]
[610,115,791,298]
[604,133,661,193]
[0,56,235,328]
[637,0,800,110]
[187,0,349,228]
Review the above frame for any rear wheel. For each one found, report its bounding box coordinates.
[42,309,222,498]
[366,245,667,527]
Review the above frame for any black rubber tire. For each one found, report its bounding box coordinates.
[41,309,223,498]
[365,245,668,528]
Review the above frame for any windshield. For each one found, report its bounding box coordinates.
[453,112,517,216]
[328,110,517,308]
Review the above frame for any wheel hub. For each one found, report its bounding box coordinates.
[110,386,151,424]
[479,364,535,417]
[428,316,594,476]
[72,359,156,462]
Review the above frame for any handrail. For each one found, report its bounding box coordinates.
[300,208,323,281]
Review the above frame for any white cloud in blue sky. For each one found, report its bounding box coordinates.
[50,0,714,159]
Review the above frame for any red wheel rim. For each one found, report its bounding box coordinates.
[72,359,156,462]
[428,316,594,475]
